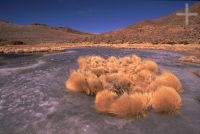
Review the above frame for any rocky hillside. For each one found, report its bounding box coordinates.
[83,2,200,44]
[0,21,92,45]
[1,2,199,45]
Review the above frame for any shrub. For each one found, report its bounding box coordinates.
[130,55,141,64]
[95,90,118,113]
[109,93,146,118]
[10,41,25,45]
[153,71,183,93]
[120,56,133,65]
[194,70,200,77]
[65,71,89,93]
[90,67,108,77]
[138,69,155,82]
[151,86,182,113]
[77,56,90,69]
[178,56,200,63]
[112,74,132,95]
[166,41,176,45]
[131,82,149,93]
[146,81,158,92]
[65,55,183,118]
[142,60,158,73]
[131,93,151,110]
[87,75,103,95]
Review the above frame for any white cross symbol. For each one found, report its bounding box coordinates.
[176,3,198,25]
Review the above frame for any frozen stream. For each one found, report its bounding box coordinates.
[0,47,200,134]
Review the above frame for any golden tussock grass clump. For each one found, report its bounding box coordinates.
[130,55,141,64]
[138,69,155,82]
[109,93,146,118]
[95,89,118,113]
[131,93,152,110]
[152,71,183,93]
[142,60,158,73]
[110,74,132,95]
[86,75,103,95]
[120,56,133,65]
[108,56,118,62]
[77,56,90,69]
[66,71,89,93]
[65,54,183,118]
[151,86,182,113]
[194,70,200,77]
[99,73,132,95]
[131,82,149,93]
[178,56,200,63]
[90,67,108,77]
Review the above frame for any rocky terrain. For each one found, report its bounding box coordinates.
[1,2,200,45]
[82,2,200,44]
[0,20,92,45]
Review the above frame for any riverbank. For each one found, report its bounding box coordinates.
[0,43,199,56]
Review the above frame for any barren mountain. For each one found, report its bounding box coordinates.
[83,2,200,44]
[1,2,199,45]
[0,21,92,45]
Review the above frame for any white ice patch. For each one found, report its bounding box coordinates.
[39,99,59,107]
[104,118,131,129]
[39,98,59,115]
[44,50,77,57]
[82,125,90,132]
[35,113,44,118]
[65,50,77,54]
[0,60,45,76]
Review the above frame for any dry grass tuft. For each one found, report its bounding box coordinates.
[87,75,103,95]
[138,69,155,82]
[194,70,200,77]
[95,89,118,113]
[65,55,183,118]
[151,86,182,113]
[178,56,200,63]
[153,71,183,93]
[142,60,158,73]
[66,71,89,93]
[109,93,146,118]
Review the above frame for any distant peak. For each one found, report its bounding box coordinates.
[31,23,49,27]
[0,19,9,24]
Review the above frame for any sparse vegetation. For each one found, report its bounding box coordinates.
[65,55,183,118]
[151,86,182,113]
[95,90,118,113]
[109,93,146,118]
[149,71,183,93]
[65,71,89,93]
[194,70,200,77]
[0,43,200,55]
[178,56,200,63]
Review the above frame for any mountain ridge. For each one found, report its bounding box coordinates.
[81,2,200,44]
[0,20,93,45]
[0,2,200,45]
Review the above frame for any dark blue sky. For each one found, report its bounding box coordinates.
[0,0,198,33]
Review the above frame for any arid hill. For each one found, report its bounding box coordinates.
[1,2,199,45]
[0,20,92,45]
[82,2,200,44]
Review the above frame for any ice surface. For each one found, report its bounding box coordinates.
[0,48,200,134]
